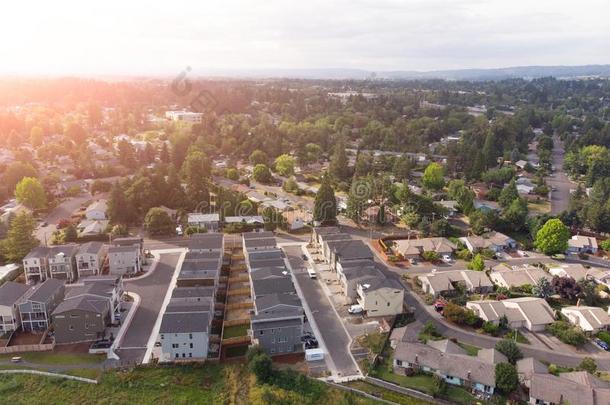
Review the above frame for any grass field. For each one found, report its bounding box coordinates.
[0,363,379,405]
[345,380,432,405]
[223,324,249,339]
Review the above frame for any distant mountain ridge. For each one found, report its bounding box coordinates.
[198,65,610,81]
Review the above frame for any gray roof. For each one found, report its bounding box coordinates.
[251,316,303,328]
[252,278,295,296]
[25,278,64,303]
[250,267,289,280]
[181,258,221,272]
[49,244,80,257]
[330,240,373,261]
[112,237,143,247]
[248,257,286,270]
[184,251,222,261]
[160,312,209,333]
[65,282,114,300]
[188,233,223,250]
[244,238,277,249]
[243,231,275,239]
[24,246,51,260]
[108,245,139,254]
[247,250,284,260]
[165,302,213,314]
[343,266,382,282]
[0,282,31,306]
[339,259,377,269]
[313,226,340,236]
[52,295,108,315]
[255,293,302,312]
[171,287,215,300]
[77,241,106,255]
[359,277,402,292]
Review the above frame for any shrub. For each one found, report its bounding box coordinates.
[597,331,610,345]
[495,363,519,394]
[431,375,448,397]
[579,357,597,374]
[546,321,587,346]
[482,321,500,336]
[495,339,523,364]
[421,251,440,262]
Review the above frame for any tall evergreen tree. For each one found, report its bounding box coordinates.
[1,212,38,262]
[313,175,337,224]
[329,137,349,181]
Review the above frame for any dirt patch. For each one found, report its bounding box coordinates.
[53,342,92,353]
[8,330,45,346]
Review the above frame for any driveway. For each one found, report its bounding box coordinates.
[547,135,574,215]
[283,245,360,378]
[117,253,180,363]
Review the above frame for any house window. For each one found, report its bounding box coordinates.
[189,353,192,358]
[189,334,193,339]
[259,330,264,335]
[189,343,193,349]
[69,325,74,331]
[182,353,185,358]
[172,343,179,348]
[160,335,164,340]
[175,353,179,358]
[396,360,403,366]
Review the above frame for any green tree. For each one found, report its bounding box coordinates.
[108,182,132,224]
[535,218,570,255]
[15,177,47,210]
[144,207,175,236]
[329,136,349,181]
[63,224,78,242]
[503,197,528,231]
[495,339,523,364]
[313,175,337,224]
[65,122,87,145]
[579,357,597,374]
[422,163,445,190]
[117,139,137,169]
[468,253,485,271]
[533,277,553,299]
[249,149,268,165]
[274,154,295,176]
[2,162,38,193]
[252,164,272,183]
[1,212,39,262]
[499,179,519,208]
[182,151,211,208]
[495,363,519,394]
[248,352,273,383]
[29,126,44,146]
[226,168,239,181]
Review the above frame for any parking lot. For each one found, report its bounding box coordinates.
[283,245,360,378]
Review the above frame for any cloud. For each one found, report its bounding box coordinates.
[0,0,608,75]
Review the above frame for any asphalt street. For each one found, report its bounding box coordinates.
[283,245,360,377]
[548,135,574,215]
[117,252,180,363]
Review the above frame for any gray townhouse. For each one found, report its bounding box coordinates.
[170,286,216,305]
[18,278,65,332]
[246,250,286,271]
[70,275,123,323]
[0,281,31,335]
[188,233,224,253]
[327,239,374,270]
[157,301,213,361]
[47,244,79,282]
[76,242,107,277]
[51,292,111,344]
[177,251,222,288]
[250,293,304,356]
[22,246,51,284]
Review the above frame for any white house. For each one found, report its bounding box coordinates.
[108,246,141,276]
[85,200,108,221]
[187,213,220,232]
[567,235,598,255]
[467,297,555,331]
[157,303,211,362]
[561,306,610,333]
[356,279,404,317]
[76,242,107,277]
[460,232,517,253]
[0,282,31,334]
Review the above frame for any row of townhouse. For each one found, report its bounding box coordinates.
[23,237,143,285]
[187,213,266,233]
[156,233,223,362]
[0,275,122,343]
[244,232,305,357]
[313,227,405,317]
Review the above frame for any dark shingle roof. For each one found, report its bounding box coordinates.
[52,295,108,315]
[252,278,295,296]
[26,278,64,303]
[188,233,223,250]
[78,241,106,255]
[160,312,209,334]
[255,293,302,311]
[250,267,289,280]
[243,231,274,239]
[0,282,31,306]
[171,287,215,300]
[24,246,51,260]
[330,240,373,261]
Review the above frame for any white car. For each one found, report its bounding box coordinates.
[442,254,453,263]
[348,305,364,314]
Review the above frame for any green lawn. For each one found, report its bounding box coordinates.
[223,324,249,339]
[0,352,105,365]
[371,348,479,405]
[345,380,432,405]
[505,329,530,344]
[457,342,481,356]
[0,363,377,405]
[225,345,249,358]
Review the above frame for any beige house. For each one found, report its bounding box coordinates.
[561,306,610,333]
[467,297,555,331]
[356,279,404,317]
[418,270,493,297]
[489,264,551,289]
[459,232,517,253]
[567,235,598,254]
[393,237,457,260]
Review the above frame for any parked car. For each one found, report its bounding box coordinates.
[441,254,453,264]
[593,338,610,351]
[302,254,308,261]
[348,305,364,314]
[10,356,22,363]
[551,254,566,260]
[307,268,317,279]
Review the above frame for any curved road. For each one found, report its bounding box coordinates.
[116,253,180,363]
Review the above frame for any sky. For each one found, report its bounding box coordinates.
[1,0,609,76]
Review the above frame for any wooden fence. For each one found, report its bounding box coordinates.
[223,318,250,327]
[226,302,253,311]
[227,288,250,296]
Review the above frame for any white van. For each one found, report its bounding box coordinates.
[307,268,317,279]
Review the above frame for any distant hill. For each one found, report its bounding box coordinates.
[198,65,610,81]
